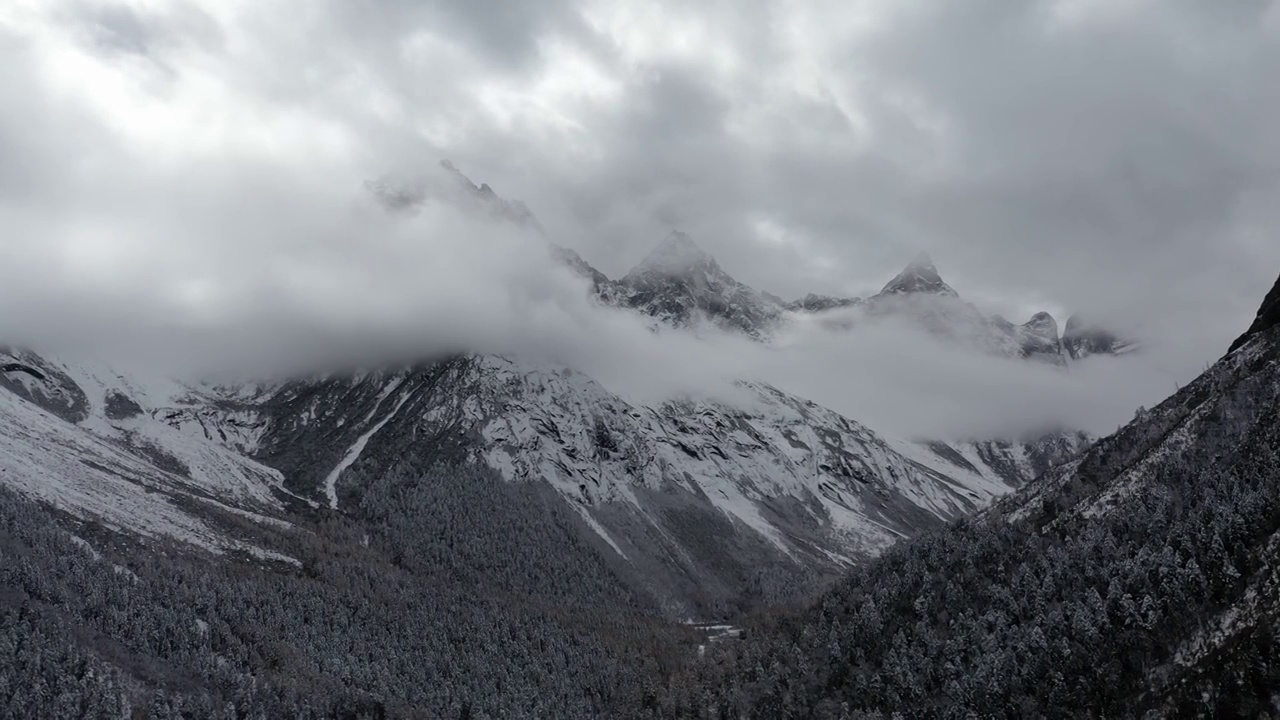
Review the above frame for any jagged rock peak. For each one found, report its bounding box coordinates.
[879,251,958,297]
[626,230,719,278]
[552,245,612,291]
[436,159,538,228]
[1022,312,1059,341]
[439,158,481,194]
[1062,314,1133,360]
[1228,270,1280,353]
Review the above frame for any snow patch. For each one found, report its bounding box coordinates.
[323,379,413,509]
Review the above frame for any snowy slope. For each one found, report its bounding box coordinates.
[0,349,298,561]
[247,352,1072,592]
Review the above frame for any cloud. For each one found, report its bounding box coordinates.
[0,0,1276,440]
[566,307,1191,441]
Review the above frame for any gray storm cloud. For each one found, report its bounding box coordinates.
[0,0,1276,440]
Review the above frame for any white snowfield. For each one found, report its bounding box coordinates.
[0,352,298,564]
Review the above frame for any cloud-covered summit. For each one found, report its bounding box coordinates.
[877,252,958,298]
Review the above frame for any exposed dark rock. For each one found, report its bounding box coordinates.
[1228,271,1280,353]
[104,390,144,420]
[1,362,46,380]
[0,352,89,423]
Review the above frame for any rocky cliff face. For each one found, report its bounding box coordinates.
[1228,271,1280,353]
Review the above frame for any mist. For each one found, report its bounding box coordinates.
[0,165,1214,443]
[570,303,1207,442]
[1,0,1274,443]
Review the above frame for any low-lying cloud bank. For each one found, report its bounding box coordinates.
[0,177,1214,443]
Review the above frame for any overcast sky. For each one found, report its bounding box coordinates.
[1,0,1279,428]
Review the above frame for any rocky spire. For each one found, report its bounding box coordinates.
[1021,311,1060,342]
[624,230,719,279]
[877,252,958,297]
[618,230,782,338]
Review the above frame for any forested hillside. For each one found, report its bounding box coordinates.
[655,273,1280,718]
[0,464,690,718]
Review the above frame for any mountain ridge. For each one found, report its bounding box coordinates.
[436,162,1135,362]
[667,268,1280,716]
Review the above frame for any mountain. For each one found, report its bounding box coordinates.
[1229,273,1280,352]
[0,342,1102,714]
[0,343,1071,614]
[1017,311,1066,363]
[876,251,958,297]
[1063,313,1138,360]
[0,238,1096,623]
[0,361,677,716]
[0,166,1159,715]
[575,232,1137,371]
[862,256,1074,366]
[668,269,1280,717]
[439,159,542,228]
[0,348,298,558]
[433,162,1136,367]
[611,231,785,339]
[0,259,1258,719]
[0,171,1122,614]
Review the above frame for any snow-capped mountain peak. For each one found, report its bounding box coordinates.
[877,251,958,298]
[617,231,783,338]
[1016,311,1065,364]
[1021,311,1060,341]
[624,230,718,279]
